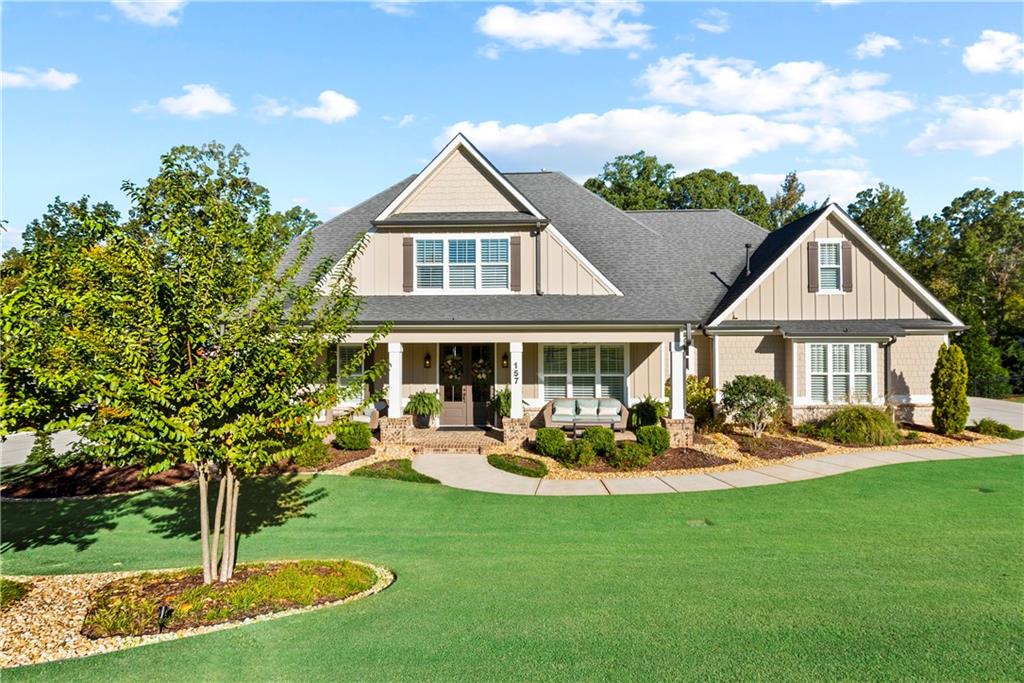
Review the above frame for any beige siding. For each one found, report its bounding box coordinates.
[539,230,613,295]
[732,215,933,321]
[523,342,539,400]
[401,343,437,396]
[629,342,664,399]
[395,148,521,214]
[890,335,943,399]
[692,334,712,381]
[716,335,786,387]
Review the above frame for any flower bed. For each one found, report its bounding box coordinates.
[1,462,195,500]
[349,459,439,484]
[486,453,548,478]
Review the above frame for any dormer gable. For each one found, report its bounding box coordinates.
[374,134,546,225]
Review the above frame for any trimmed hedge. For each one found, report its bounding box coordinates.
[581,426,615,456]
[334,422,373,451]
[606,442,654,470]
[534,428,567,458]
[561,440,596,468]
[635,425,670,455]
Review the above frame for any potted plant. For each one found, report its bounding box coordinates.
[489,387,512,429]
[405,390,443,428]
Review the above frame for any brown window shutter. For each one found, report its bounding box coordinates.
[841,241,853,292]
[807,241,819,293]
[402,237,414,292]
[510,235,521,292]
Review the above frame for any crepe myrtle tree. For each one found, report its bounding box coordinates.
[720,374,788,438]
[2,143,390,583]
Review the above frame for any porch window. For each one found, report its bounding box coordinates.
[414,236,510,292]
[328,344,365,403]
[809,343,873,403]
[541,344,626,403]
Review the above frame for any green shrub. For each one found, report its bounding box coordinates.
[931,343,969,435]
[969,418,1024,439]
[630,395,666,428]
[489,388,512,420]
[803,406,902,446]
[720,375,788,438]
[956,322,1012,399]
[0,578,30,611]
[405,391,443,418]
[581,426,615,456]
[534,428,567,458]
[333,422,372,451]
[686,375,717,429]
[561,440,596,468]
[635,425,670,455]
[291,439,332,468]
[606,442,654,470]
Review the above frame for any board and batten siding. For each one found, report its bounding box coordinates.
[731,215,932,321]
[394,148,521,214]
[539,230,614,295]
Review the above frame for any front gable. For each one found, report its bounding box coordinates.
[711,206,961,326]
[394,147,523,215]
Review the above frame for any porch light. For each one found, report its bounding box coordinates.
[157,604,173,632]
[501,352,509,369]
[424,352,432,369]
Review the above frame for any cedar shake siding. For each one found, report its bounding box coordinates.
[393,147,523,215]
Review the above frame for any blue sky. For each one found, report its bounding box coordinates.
[3,1,1022,248]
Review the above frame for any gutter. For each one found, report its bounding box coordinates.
[881,335,897,405]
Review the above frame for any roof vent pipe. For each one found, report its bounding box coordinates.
[744,243,752,276]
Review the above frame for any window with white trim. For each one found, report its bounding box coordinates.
[540,345,626,403]
[414,236,510,291]
[809,343,873,403]
[818,240,842,293]
[328,345,365,403]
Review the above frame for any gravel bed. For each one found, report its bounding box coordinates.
[0,561,393,669]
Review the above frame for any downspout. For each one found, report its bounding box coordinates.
[534,221,546,295]
[881,336,897,414]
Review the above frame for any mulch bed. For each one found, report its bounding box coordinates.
[266,448,374,474]
[578,448,735,473]
[728,433,826,460]
[0,462,195,499]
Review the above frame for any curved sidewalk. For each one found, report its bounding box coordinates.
[412,439,1024,496]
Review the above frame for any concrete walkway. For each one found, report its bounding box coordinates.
[968,396,1024,430]
[412,438,1024,496]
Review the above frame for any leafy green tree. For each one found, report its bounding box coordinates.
[583,151,673,210]
[955,318,1012,398]
[847,183,914,258]
[931,343,969,435]
[767,171,817,230]
[668,169,771,228]
[2,143,389,584]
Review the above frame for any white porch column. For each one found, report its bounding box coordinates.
[669,334,687,419]
[387,342,403,414]
[509,341,524,419]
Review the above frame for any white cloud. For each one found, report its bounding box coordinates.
[962,30,1024,74]
[476,2,652,53]
[640,53,914,125]
[398,113,415,127]
[907,90,1023,156]
[157,84,234,118]
[855,33,901,59]
[293,90,359,124]
[1,66,79,90]
[371,1,415,16]
[744,168,877,205]
[693,9,729,34]
[111,0,186,27]
[820,0,858,5]
[479,44,501,60]
[440,107,849,175]
[254,96,289,119]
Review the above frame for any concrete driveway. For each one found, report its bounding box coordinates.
[968,397,1024,430]
[1,430,81,468]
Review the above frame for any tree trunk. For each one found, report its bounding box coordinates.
[218,470,239,582]
[198,465,211,584]
[226,479,241,580]
[209,470,227,583]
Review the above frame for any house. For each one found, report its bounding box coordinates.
[298,134,963,446]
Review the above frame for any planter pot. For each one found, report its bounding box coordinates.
[412,414,433,429]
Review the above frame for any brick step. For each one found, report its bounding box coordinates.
[412,445,485,455]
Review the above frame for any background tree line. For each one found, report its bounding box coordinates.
[584,152,1024,397]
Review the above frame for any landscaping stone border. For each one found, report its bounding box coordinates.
[0,560,394,669]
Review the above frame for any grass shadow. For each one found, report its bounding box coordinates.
[1,495,128,552]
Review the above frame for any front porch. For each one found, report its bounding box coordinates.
[360,329,696,448]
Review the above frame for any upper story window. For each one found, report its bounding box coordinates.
[817,240,843,293]
[415,236,510,292]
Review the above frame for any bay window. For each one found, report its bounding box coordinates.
[414,236,510,292]
[809,342,873,403]
[541,344,626,403]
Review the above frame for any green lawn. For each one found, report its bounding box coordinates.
[2,456,1022,681]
